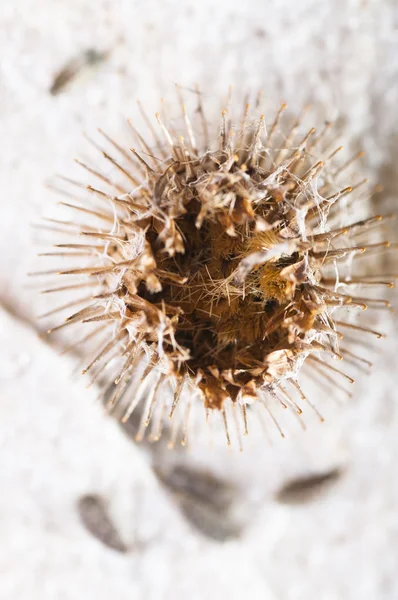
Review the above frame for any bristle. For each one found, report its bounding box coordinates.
[82,330,127,375]
[101,151,141,187]
[334,150,365,176]
[221,406,232,447]
[97,128,139,167]
[74,158,127,194]
[308,356,355,384]
[289,380,325,422]
[241,402,249,436]
[268,102,287,143]
[169,379,185,419]
[155,112,177,158]
[231,402,243,451]
[181,399,192,447]
[136,100,167,159]
[121,362,154,423]
[168,405,182,449]
[304,366,353,400]
[38,294,96,319]
[135,371,163,441]
[60,324,107,356]
[58,201,115,224]
[335,321,385,339]
[260,396,285,438]
[175,84,197,156]
[339,347,373,369]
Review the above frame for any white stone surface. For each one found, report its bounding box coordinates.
[1,0,398,598]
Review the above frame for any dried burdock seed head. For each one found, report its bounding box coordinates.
[36,87,395,449]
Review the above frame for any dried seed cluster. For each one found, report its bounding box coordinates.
[37,88,394,448]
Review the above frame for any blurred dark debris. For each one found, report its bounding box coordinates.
[77,494,128,553]
[178,496,242,542]
[49,49,109,96]
[372,136,398,272]
[0,295,72,355]
[109,393,244,541]
[0,295,38,331]
[254,28,267,38]
[275,467,343,505]
[373,134,398,213]
[154,464,243,542]
[153,465,236,512]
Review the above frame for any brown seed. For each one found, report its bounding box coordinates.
[37,88,394,447]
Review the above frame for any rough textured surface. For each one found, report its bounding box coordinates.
[1,1,398,598]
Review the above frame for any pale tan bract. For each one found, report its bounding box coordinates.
[35,87,394,449]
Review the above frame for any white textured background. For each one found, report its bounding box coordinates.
[1,1,398,598]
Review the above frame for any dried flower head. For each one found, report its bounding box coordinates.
[36,87,394,448]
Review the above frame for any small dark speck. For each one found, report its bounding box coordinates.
[275,468,343,505]
[49,49,108,96]
[77,494,128,553]
[254,28,267,38]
